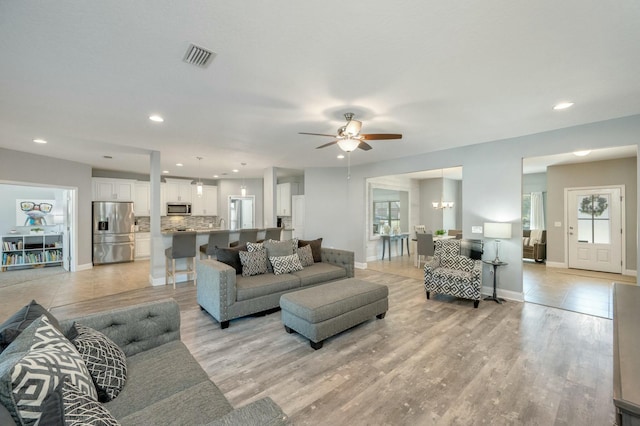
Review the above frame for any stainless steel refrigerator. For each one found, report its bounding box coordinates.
[92,201,135,265]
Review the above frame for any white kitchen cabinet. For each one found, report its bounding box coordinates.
[191,185,218,216]
[164,178,193,203]
[134,232,150,259]
[92,178,135,201]
[134,182,150,216]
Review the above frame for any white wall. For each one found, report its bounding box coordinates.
[0,148,92,268]
[304,114,640,298]
[217,178,264,228]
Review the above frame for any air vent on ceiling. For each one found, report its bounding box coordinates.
[183,43,216,68]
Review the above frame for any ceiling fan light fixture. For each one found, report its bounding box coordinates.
[344,119,362,136]
[337,138,360,152]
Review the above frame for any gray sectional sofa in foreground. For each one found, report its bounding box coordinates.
[197,247,355,328]
[0,299,289,426]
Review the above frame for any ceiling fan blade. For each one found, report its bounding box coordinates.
[360,133,403,140]
[299,132,337,138]
[358,141,373,151]
[316,141,338,149]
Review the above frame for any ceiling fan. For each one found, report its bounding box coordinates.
[299,112,402,152]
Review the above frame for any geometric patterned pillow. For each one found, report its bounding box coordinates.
[0,316,97,425]
[238,249,268,277]
[246,242,264,252]
[269,254,303,275]
[70,323,127,402]
[39,379,120,426]
[296,244,314,267]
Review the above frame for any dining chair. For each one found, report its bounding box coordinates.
[416,233,434,268]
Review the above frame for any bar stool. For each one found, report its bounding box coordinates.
[199,230,230,259]
[165,231,197,289]
[230,228,259,246]
[264,227,282,241]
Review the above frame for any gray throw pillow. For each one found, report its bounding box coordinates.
[239,249,268,277]
[215,244,247,274]
[263,240,295,257]
[0,299,61,353]
[297,245,314,267]
[70,323,127,402]
[270,254,303,275]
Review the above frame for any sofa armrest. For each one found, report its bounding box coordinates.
[320,247,354,278]
[58,299,181,357]
[472,259,483,283]
[534,242,547,260]
[196,258,238,323]
[205,397,290,426]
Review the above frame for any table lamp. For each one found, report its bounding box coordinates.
[484,222,512,262]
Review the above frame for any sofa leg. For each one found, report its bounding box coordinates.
[376,312,386,319]
[426,291,430,299]
[310,340,323,350]
[474,300,479,308]
[284,325,294,334]
[220,321,230,329]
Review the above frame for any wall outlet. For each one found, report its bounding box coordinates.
[471,226,483,234]
[554,221,562,227]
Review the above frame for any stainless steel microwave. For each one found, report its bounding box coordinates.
[166,202,192,216]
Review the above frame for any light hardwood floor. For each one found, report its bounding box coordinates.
[1,261,615,425]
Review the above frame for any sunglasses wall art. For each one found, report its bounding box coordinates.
[16,199,55,226]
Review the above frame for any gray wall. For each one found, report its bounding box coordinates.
[217,178,264,229]
[0,148,93,267]
[523,172,547,193]
[546,157,637,270]
[305,114,640,297]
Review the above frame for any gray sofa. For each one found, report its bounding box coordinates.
[197,247,355,328]
[0,299,289,426]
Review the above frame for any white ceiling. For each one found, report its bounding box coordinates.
[1,2,639,180]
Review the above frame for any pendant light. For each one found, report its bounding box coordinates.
[196,156,203,197]
[432,169,454,209]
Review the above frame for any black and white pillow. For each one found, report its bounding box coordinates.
[239,249,268,277]
[0,316,97,425]
[246,242,264,252]
[270,254,304,275]
[39,379,120,426]
[70,323,127,402]
[296,245,314,267]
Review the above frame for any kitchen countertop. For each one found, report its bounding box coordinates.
[159,228,293,235]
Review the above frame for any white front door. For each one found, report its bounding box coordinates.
[567,187,622,273]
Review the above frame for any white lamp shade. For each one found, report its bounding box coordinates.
[337,138,361,152]
[344,119,362,136]
[484,222,512,239]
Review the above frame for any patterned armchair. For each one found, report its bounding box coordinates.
[424,239,483,308]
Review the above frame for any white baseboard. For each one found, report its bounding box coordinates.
[624,269,637,277]
[481,286,524,302]
[75,263,93,272]
[355,262,367,270]
[545,261,567,269]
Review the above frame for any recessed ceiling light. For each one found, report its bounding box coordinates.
[573,150,591,157]
[176,163,183,167]
[553,102,574,110]
[213,175,219,178]
[149,115,164,122]
[162,170,170,174]
[33,139,47,144]
[337,154,345,159]
[232,169,239,173]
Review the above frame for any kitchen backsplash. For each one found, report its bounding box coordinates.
[135,216,220,232]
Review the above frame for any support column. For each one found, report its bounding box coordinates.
[149,151,165,285]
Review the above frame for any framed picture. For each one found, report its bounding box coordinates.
[16,199,55,226]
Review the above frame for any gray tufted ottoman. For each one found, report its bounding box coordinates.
[280,278,388,349]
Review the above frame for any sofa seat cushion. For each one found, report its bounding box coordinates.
[104,340,223,419]
[235,273,300,302]
[291,262,347,287]
[433,268,473,282]
[118,380,233,426]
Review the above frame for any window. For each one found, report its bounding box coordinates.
[577,194,611,244]
[373,201,401,234]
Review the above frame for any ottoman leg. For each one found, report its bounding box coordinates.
[284,325,294,334]
[376,312,386,319]
[310,340,324,350]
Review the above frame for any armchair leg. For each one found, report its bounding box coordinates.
[426,290,430,299]
[474,300,479,308]
[220,321,230,329]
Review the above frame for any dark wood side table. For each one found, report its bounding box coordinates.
[482,260,507,304]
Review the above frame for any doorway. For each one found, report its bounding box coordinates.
[228,195,255,230]
[567,186,623,273]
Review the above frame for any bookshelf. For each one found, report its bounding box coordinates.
[1,233,64,271]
